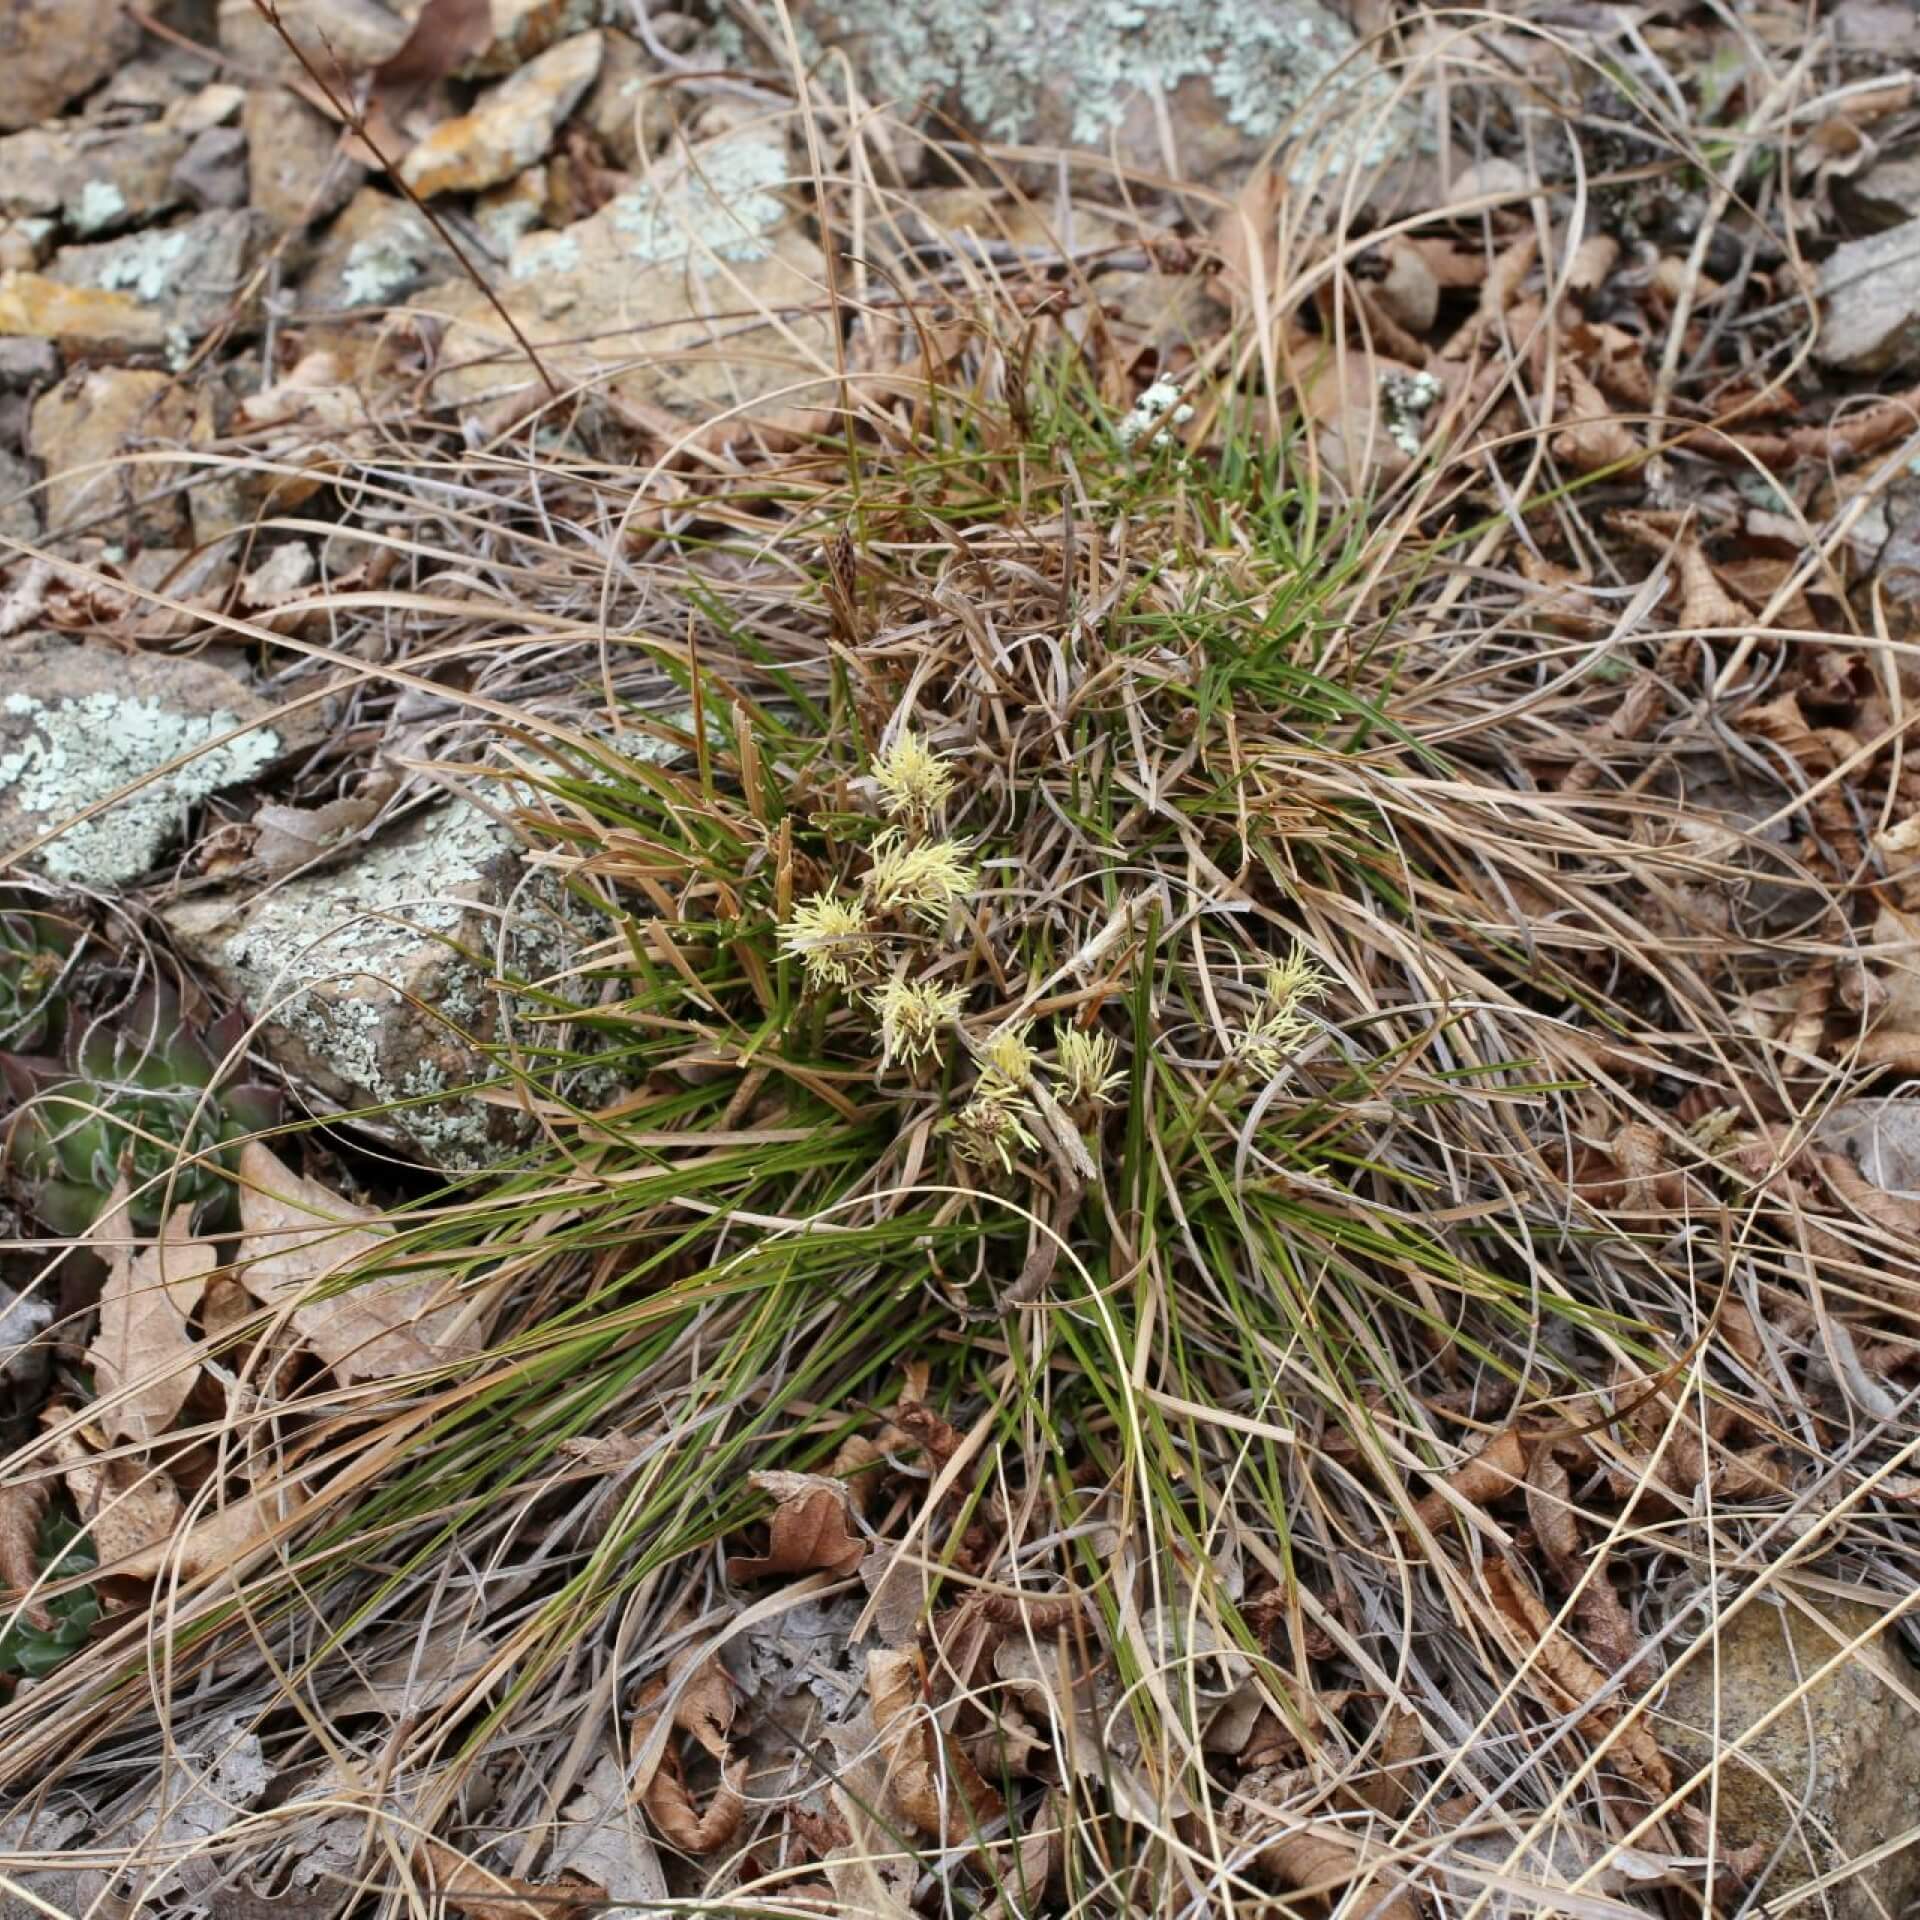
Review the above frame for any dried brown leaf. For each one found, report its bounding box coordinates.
[110,1486,300,1580]
[1523,1441,1582,1585]
[417,1839,605,1918]
[1483,1559,1671,1797]
[0,1482,52,1629]
[869,1647,1004,1844]
[1234,1768,1422,1920]
[1553,365,1639,472]
[1414,1426,1526,1530]
[86,1201,215,1444]
[56,1433,184,1569]
[251,793,382,878]
[638,1749,746,1855]
[375,0,493,98]
[726,1469,865,1581]
[235,1141,478,1383]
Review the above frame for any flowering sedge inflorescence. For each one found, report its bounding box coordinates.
[773,729,1130,1175]
[1231,943,1329,1078]
[948,1022,1040,1174]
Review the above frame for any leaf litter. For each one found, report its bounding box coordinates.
[5,2,1920,1917]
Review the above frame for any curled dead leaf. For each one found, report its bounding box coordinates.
[1233,1768,1421,1920]
[55,1433,184,1570]
[1414,1426,1526,1531]
[726,1469,866,1581]
[251,792,384,879]
[86,1200,216,1445]
[235,1141,478,1383]
[1482,1559,1671,1798]
[417,1838,606,1918]
[869,1646,1004,1844]
[629,1629,746,1855]
[109,1485,300,1581]
[0,1481,52,1629]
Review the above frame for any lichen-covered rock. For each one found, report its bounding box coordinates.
[301,186,461,311]
[417,115,832,433]
[43,210,262,356]
[0,125,196,235]
[1818,217,1920,372]
[1659,1595,1920,1920]
[0,273,167,356]
[788,0,1414,186]
[164,800,579,1167]
[0,0,143,133]
[0,635,281,889]
[29,367,197,547]
[0,449,40,546]
[245,87,366,233]
[577,26,654,169]
[216,0,418,83]
[467,0,608,77]
[399,30,604,199]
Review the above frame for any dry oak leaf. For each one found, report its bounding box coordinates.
[629,1631,746,1855]
[869,1646,1004,1845]
[54,1431,184,1570]
[1482,1558,1671,1798]
[108,1485,303,1581]
[1232,1766,1421,1920]
[86,1199,216,1444]
[726,1469,866,1581]
[0,1481,52,1629]
[234,1141,479,1383]
[417,1838,606,1919]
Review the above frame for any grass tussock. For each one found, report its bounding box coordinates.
[4,14,1920,1919]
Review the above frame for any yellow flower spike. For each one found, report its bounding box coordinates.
[981,1020,1036,1090]
[1056,1025,1123,1109]
[871,976,965,1070]
[1232,942,1329,1078]
[864,834,976,923]
[777,893,878,990]
[872,729,957,826]
[948,1086,1040,1175]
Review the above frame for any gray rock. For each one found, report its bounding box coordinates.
[173,127,252,212]
[0,633,281,889]
[216,0,418,83]
[43,210,262,353]
[245,87,366,233]
[0,0,143,133]
[0,448,41,546]
[1837,147,1920,231]
[1659,1595,1920,1920]
[398,30,604,199]
[164,799,581,1167]
[301,185,460,311]
[29,366,197,546]
[420,116,832,433]
[787,0,1416,187]
[578,25,655,169]
[0,339,58,391]
[1816,218,1920,372]
[0,124,194,234]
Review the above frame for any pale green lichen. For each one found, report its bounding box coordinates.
[607,133,787,267]
[1381,368,1441,459]
[91,225,191,303]
[340,235,431,307]
[0,689,279,887]
[822,0,1405,177]
[510,229,581,281]
[200,800,589,1168]
[69,179,128,236]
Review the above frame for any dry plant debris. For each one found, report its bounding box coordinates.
[2,2,1920,1918]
